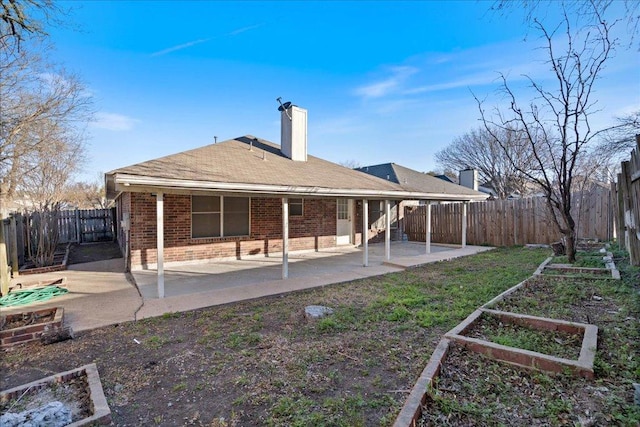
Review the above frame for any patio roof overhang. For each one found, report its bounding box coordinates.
[107,173,489,202]
[106,172,482,299]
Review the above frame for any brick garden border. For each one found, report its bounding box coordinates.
[392,272,541,427]
[0,363,111,426]
[542,251,620,280]
[18,244,70,275]
[0,307,64,348]
[392,338,452,427]
[445,308,597,379]
[392,252,606,427]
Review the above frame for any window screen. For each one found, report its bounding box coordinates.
[192,196,250,238]
[289,198,303,216]
[224,197,250,236]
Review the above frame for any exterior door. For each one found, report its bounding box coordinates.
[336,199,353,245]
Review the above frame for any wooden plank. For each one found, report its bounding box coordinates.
[403,188,616,248]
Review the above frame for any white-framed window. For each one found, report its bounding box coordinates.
[192,195,250,238]
[290,198,303,216]
[337,199,349,220]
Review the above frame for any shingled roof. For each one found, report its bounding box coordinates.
[356,163,485,198]
[106,137,487,201]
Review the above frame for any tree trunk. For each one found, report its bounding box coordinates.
[565,231,577,263]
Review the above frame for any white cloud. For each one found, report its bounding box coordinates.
[151,24,262,57]
[151,38,211,57]
[404,72,499,95]
[227,23,263,36]
[354,66,418,99]
[91,112,139,131]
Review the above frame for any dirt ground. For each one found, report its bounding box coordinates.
[67,242,123,265]
[420,271,640,426]
[2,248,637,425]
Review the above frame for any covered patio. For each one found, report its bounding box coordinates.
[132,242,493,319]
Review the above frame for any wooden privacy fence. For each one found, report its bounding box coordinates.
[2,215,25,270]
[58,208,116,244]
[2,208,115,270]
[617,135,640,265]
[404,187,615,247]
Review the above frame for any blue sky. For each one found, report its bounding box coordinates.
[47,1,639,183]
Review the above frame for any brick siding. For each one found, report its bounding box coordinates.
[123,193,344,269]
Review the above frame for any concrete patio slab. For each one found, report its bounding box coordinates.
[2,243,493,333]
[2,258,142,333]
[133,243,494,319]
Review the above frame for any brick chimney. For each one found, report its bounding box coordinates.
[281,105,307,161]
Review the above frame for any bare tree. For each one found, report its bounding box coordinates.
[436,126,537,199]
[64,176,108,209]
[491,0,639,49]
[476,8,618,262]
[590,110,640,175]
[0,1,89,273]
[0,50,92,208]
[0,0,60,51]
[19,119,85,210]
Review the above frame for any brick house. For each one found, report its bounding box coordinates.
[106,104,487,297]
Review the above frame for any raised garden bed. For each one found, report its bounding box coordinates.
[490,275,624,324]
[395,307,598,426]
[416,341,616,426]
[464,310,583,360]
[19,244,70,275]
[0,363,111,426]
[0,307,64,348]
[543,250,620,280]
[394,256,617,427]
[445,309,597,379]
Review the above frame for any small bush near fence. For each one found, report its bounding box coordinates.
[26,209,61,268]
[2,208,115,269]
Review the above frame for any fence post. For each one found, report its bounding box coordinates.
[15,213,24,266]
[9,216,19,277]
[426,202,431,254]
[461,202,467,248]
[75,208,81,243]
[0,219,9,295]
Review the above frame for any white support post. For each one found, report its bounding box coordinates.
[426,202,432,254]
[363,199,369,267]
[156,192,165,298]
[384,200,391,260]
[461,201,468,248]
[282,197,289,279]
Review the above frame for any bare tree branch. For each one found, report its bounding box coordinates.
[435,125,537,199]
[476,6,618,261]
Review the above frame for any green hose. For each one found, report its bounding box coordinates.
[0,286,69,307]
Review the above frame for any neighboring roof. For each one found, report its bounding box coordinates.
[356,163,487,199]
[107,137,488,201]
[434,174,455,183]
